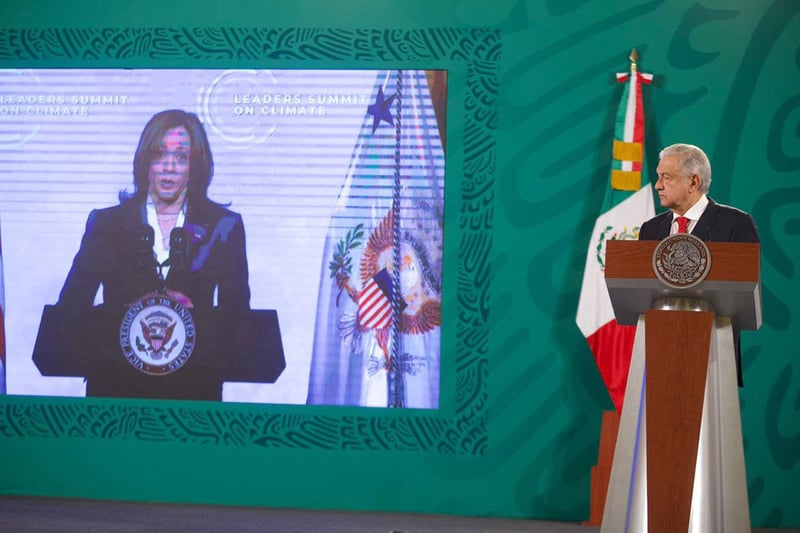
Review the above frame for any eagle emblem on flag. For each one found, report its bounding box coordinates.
[331,208,441,337]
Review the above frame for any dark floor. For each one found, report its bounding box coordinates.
[1,496,798,532]
[0,497,591,533]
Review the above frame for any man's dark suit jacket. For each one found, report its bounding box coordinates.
[54,198,251,400]
[638,197,760,385]
[639,197,759,243]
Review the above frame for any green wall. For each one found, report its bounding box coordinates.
[1,0,798,527]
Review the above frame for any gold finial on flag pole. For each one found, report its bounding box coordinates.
[629,48,639,73]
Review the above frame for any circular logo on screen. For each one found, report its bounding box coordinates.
[652,234,711,289]
[197,69,278,150]
[119,294,196,375]
[0,69,43,149]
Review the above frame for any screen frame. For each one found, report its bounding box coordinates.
[0,26,498,456]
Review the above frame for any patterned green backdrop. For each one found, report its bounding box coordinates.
[0,0,798,527]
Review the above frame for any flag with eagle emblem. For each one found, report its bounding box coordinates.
[307,70,445,408]
[576,51,655,412]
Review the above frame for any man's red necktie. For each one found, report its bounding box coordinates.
[676,216,690,234]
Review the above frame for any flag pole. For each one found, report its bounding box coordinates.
[581,48,655,525]
[389,70,405,408]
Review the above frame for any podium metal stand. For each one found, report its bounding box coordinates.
[600,239,761,533]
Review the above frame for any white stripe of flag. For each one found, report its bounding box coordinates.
[358,270,393,329]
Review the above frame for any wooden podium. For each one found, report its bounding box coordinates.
[600,239,761,533]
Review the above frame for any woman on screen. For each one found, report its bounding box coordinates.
[54,109,251,399]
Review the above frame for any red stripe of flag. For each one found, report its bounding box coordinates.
[359,277,392,329]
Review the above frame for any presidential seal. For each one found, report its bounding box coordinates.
[119,294,196,375]
[652,234,711,289]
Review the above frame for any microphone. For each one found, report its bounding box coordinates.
[168,227,189,272]
[134,225,156,273]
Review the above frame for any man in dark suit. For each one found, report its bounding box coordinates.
[638,143,759,384]
[639,143,759,242]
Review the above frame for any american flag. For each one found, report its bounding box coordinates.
[358,269,395,330]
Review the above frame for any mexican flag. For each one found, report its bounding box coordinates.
[576,54,654,412]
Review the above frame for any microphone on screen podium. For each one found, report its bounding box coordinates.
[134,224,157,274]
[168,227,189,273]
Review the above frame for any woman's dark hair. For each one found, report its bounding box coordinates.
[121,109,214,204]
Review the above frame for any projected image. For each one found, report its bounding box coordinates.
[0,69,446,408]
